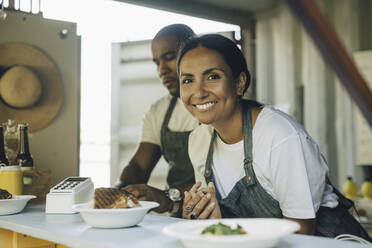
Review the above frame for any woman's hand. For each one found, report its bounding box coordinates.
[201,182,221,219]
[182,181,207,219]
[182,182,221,219]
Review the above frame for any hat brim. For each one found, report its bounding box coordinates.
[0,43,63,133]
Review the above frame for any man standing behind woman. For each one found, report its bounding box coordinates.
[116,24,199,215]
[177,33,370,239]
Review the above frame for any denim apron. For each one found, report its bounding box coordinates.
[315,179,370,240]
[204,101,370,240]
[161,96,195,188]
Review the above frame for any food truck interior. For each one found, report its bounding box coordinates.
[0,0,372,225]
[0,0,372,246]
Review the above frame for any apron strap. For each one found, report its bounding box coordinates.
[242,102,256,186]
[160,96,177,154]
[162,96,177,129]
[204,131,216,182]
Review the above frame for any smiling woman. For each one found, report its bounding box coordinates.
[178,34,253,144]
[177,34,370,241]
[179,46,243,138]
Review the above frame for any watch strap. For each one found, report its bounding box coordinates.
[169,200,181,215]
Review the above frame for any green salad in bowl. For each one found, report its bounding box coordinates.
[201,222,247,235]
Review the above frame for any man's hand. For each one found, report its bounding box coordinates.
[123,184,172,213]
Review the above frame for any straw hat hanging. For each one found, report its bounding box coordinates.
[0,42,63,133]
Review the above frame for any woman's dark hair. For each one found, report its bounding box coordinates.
[176,34,251,94]
[154,24,195,48]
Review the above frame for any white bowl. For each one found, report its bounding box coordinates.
[0,195,36,215]
[163,218,300,248]
[72,201,159,228]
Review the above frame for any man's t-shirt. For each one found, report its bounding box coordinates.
[141,94,199,148]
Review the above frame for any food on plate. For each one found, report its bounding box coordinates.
[201,222,247,235]
[93,187,140,209]
[0,188,12,200]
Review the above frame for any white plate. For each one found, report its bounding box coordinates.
[163,218,300,248]
[0,195,36,215]
[72,201,159,228]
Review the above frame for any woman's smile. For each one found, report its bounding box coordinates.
[194,101,217,111]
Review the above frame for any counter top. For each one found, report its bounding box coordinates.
[0,204,370,248]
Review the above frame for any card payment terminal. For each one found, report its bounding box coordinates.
[46,177,94,214]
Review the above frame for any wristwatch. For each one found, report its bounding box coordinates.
[165,188,182,214]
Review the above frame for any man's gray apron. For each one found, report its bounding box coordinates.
[204,101,370,240]
[161,96,195,189]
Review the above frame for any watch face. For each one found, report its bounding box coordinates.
[169,188,181,201]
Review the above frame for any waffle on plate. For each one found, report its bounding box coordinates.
[93,187,140,209]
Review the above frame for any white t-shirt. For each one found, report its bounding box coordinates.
[141,94,199,148]
[213,137,245,198]
[189,106,339,219]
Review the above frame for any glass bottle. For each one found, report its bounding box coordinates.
[3,119,18,165]
[15,124,34,184]
[343,176,358,199]
[0,124,9,166]
[361,178,372,200]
